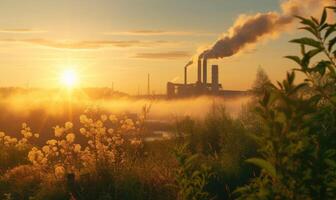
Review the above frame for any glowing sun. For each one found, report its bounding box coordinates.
[60,69,79,88]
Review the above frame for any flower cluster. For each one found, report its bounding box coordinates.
[0,123,38,149]
[28,122,83,176]
[26,110,146,179]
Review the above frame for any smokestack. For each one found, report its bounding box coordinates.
[197,59,202,83]
[212,65,219,92]
[184,60,193,85]
[184,66,187,85]
[203,58,207,84]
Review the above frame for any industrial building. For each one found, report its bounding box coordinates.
[167,58,224,98]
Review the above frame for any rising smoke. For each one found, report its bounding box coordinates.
[196,0,333,60]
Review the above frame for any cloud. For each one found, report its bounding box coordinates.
[0,38,180,50]
[132,51,191,59]
[0,29,46,34]
[103,30,216,36]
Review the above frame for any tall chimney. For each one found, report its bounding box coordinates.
[184,66,187,85]
[212,65,219,92]
[203,58,207,84]
[197,59,202,83]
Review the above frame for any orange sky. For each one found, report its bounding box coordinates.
[0,0,329,94]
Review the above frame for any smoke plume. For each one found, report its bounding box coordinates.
[199,0,333,59]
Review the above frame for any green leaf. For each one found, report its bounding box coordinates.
[290,37,322,48]
[312,61,330,76]
[301,48,323,70]
[311,17,319,26]
[307,48,323,57]
[246,158,277,178]
[320,8,327,25]
[319,23,329,31]
[300,26,318,37]
[289,82,307,95]
[285,56,301,66]
[326,6,336,11]
[324,25,335,39]
[296,16,317,29]
[328,37,336,52]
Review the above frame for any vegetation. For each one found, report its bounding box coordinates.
[236,6,336,199]
[0,6,335,200]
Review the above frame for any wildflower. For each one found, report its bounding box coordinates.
[47,139,57,146]
[54,126,64,137]
[80,115,88,123]
[42,146,50,154]
[109,115,118,123]
[54,165,65,179]
[65,122,73,130]
[79,128,86,134]
[74,144,81,153]
[96,120,103,128]
[34,133,39,138]
[108,128,114,134]
[66,133,75,143]
[21,138,28,143]
[22,123,27,128]
[101,115,108,122]
[0,132,5,138]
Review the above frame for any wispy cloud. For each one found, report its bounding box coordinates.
[132,51,191,59]
[0,29,46,34]
[103,30,216,36]
[0,38,180,49]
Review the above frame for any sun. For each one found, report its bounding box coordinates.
[59,69,79,88]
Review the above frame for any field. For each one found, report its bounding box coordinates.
[0,88,255,200]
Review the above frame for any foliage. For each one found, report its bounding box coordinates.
[236,6,336,199]
[173,144,213,200]
[174,105,258,199]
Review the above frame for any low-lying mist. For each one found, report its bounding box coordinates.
[0,89,250,138]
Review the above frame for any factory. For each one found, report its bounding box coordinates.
[167,58,224,98]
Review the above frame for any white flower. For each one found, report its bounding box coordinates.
[108,128,114,134]
[101,115,108,121]
[47,139,57,146]
[54,126,64,137]
[65,122,73,130]
[74,144,81,153]
[109,115,118,123]
[54,165,65,178]
[66,133,75,143]
[80,128,86,135]
[80,115,88,123]
[22,123,27,128]
[42,146,50,153]
[0,132,5,138]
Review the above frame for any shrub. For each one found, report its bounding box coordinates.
[236,6,336,199]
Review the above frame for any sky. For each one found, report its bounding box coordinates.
[0,0,326,94]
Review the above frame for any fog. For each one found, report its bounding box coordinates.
[0,89,250,138]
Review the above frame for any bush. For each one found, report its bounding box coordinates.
[236,6,336,199]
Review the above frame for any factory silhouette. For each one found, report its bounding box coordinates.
[166,57,248,98]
